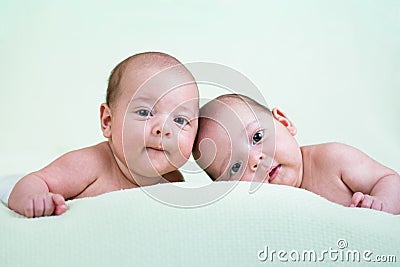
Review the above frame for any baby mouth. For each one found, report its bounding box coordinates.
[146,146,165,152]
[268,164,281,183]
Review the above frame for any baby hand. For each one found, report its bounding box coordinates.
[23,193,67,218]
[350,192,383,211]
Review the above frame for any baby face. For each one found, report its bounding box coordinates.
[196,99,302,187]
[112,64,199,182]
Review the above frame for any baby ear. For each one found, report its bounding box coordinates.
[272,108,297,136]
[100,103,112,138]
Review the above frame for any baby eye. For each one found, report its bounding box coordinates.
[137,109,152,117]
[252,130,263,145]
[173,117,189,126]
[230,162,242,176]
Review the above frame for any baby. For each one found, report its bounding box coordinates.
[193,94,400,214]
[8,52,199,218]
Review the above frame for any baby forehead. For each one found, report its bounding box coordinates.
[200,100,265,128]
[126,75,198,108]
[202,96,266,114]
[120,62,198,96]
[196,119,248,153]
[127,61,195,85]
[198,117,232,139]
[132,83,198,101]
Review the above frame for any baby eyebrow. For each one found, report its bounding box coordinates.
[130,95,154,103]
[128,98,154,110]
[243,119,260,135]
[209,152,229,181]
[220,156,230,178]
[173,103,198,116]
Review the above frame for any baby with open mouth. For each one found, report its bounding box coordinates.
[193,94,400,214]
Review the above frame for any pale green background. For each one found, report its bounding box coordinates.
[0,0,399,176]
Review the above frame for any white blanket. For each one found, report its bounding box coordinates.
[0,181,399,266]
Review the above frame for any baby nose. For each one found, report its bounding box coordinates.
[151,117,171,137]
[249,152,265,172]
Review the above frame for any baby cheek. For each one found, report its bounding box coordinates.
[124,132,145,153]
[177,131,196,159]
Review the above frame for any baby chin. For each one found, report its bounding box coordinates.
[253,164,297,186]
[270,166,301,187]
[144,147,186,174]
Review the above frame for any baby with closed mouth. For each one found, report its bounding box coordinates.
[193,93,400,214]
[7,52,199,218]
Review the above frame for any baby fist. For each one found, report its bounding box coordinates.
[350,192,383,211]
[24,193,67,218]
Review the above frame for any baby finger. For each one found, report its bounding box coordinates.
[43,194,55,216]
[360,194,373,209]
[350,192,364,207]
[33,195,46,217]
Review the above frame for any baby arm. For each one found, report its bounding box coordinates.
[8,173,67,218]
[350,173,400,214]
[337,143,400,214]
[8,146,100,218]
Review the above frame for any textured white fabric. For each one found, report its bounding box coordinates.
[0,181,399,266]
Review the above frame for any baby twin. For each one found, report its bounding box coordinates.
[7,52,400,217]
[8,52,199,217]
